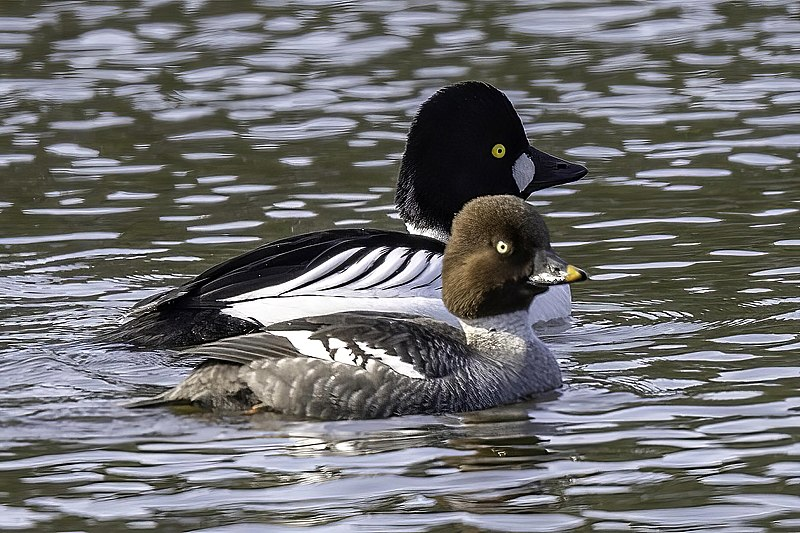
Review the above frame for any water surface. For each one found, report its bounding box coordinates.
[1,1,799,531]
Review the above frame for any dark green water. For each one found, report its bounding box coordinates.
[1,1,799,531]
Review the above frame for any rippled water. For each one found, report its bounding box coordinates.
[1,1,799,530]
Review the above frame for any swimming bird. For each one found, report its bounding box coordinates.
[111,81,587,348]
[130,195,587,419]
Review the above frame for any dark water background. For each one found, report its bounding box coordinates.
[1,1,799,531]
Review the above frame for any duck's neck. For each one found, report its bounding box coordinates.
[458,309,562,393]
[459,310,538,357]
[405,221,450,243]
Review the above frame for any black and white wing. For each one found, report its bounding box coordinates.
[132,228,445,311]
[186,311,470,380]
[131,312,472,418]
[111,229,447,347]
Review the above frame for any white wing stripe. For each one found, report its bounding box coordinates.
[224,246,444,302]
[360,342,425,379]
[283,246,389,295]
[406,252,443,290]
[223,247,365,302]
[372,249,436,290]
[270,331,425,379]
[272,330,349,363]
[345,247,413,290]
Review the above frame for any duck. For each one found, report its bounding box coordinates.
[111,81,587,348]
[129,195,588,419]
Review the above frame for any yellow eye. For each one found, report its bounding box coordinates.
[496,240,511,255]
[491,143,506,159]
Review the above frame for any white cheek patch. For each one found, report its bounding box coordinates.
[512,153,536,193]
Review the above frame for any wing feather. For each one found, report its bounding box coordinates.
[178,312,469,379]
[128,229,445,315]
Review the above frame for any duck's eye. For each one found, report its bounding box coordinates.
[496,240,511,255]
[491,143,506,159]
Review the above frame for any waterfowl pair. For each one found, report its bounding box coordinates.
[132,195,587,419]
[111,81,587,348]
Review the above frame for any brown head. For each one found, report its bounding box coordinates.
[442,195,586,320]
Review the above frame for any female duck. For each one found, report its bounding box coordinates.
[131,195,587,419]
[113,82,587,348]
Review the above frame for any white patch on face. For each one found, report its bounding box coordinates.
[512,152,536,194]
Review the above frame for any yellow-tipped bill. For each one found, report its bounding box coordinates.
[529,250,589,286]
[565,264,588,283]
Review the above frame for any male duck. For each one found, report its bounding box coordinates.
[113,81,587,348]
[131,195,587,419]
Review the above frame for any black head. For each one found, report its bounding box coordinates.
[442,195,586,320]
[395,81,588,239]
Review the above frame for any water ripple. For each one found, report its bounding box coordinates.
[2,0,800,530]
